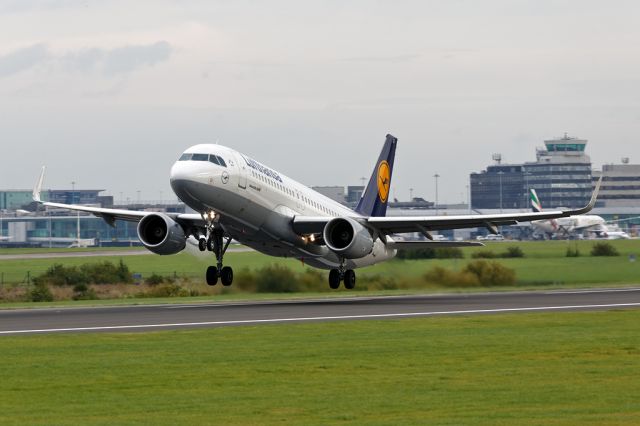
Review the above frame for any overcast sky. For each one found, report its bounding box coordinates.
[2,0,640,204]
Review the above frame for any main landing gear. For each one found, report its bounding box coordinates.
[198,223,233,287]
[328,259,356,290]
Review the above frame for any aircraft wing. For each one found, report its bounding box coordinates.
[386,240,484,248]
[294,177,602,236]
[32,167,205,228]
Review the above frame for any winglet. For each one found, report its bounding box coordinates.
[33,166,46,203]
[567,175,602,216]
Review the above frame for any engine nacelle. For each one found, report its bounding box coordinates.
[137,213,186,255]
[323,217,374,259]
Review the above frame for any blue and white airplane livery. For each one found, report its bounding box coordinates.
[33,135,601,289]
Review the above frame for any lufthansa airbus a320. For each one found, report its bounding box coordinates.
[33,135,601,289]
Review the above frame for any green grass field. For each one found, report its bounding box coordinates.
[0,246,144,255]
[0,310,638,425]
[2,240,638,287]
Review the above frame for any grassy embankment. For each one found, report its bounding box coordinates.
[0,240,638,307]
[0,310,638,425]
[1,240,638,286]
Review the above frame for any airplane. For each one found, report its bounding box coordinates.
[600,229,632,240]
[32,134,602,289]
[529,188,607,238]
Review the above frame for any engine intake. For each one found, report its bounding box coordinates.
[137,213,186,255]
[323,217,374,259]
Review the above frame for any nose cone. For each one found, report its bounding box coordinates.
[169,161,190,183]
[170,161,208,211]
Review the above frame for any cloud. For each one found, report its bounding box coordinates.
[0,43,49,77]
[102,41,172,76]
[341,54,421,63]
[61,41,173,76]
[63,48,105,73]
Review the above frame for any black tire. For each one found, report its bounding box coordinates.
[328,269,341,289]
[221,266,234,286]
[198,238,207,252]
[343,270,356,290]
[206,266,218,286]
[206,237,214,252]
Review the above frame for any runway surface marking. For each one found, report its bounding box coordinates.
[545,288,640,295]
[2,302,639,335]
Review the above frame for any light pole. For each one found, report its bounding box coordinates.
[498,171,504,213]
[433,173,440,215]
[523,171,532,209]
[48,209,52,249]
[466,184,471,213]
[72,181,80,247]
[409,188,414,201]
[549,165,553,208]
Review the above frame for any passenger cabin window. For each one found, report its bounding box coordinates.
[192,153,209,161]
[178,153,192,161]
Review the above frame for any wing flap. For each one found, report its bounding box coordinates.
[389,240,484,249]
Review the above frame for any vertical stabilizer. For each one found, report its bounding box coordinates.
[530,188,542,212]
[355,134,397,217]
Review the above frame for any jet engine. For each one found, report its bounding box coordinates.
[137,213,187,255]
[323,217,374,259]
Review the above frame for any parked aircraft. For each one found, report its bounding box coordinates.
[33,135,601,289]
[530,189,607,238]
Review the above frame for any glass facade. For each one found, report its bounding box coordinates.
[471,135,592,210]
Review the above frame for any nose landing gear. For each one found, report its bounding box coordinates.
[201,213,234,286]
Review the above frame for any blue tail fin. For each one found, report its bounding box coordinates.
[355,134,397,217]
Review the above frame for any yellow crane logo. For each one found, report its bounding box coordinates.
[377,161,390,203]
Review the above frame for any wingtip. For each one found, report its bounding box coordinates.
[586,175,603,211]
[567,175,602,216]
[32,166,46,203]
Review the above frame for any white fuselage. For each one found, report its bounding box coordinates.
[532,215,607,236]
[169,144,396,269]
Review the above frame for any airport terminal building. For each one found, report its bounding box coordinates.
[593,162,640,207]
[471,135,593,210]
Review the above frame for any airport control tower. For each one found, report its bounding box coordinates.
[525,134,592,209]
[470,134,593,210]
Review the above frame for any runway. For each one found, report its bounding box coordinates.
[2,287,640,335]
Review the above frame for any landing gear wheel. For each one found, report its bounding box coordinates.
[220,266,234,286]
[206,266,218,286]
[198,238,207,252]
[343,270,356,290]
[328,269,341,289]
[206,237,215,252]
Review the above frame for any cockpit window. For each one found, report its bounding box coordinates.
[179,152,227,167]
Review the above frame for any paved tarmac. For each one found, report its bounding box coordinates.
[1,287,640,335]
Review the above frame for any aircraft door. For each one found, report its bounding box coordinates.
[232,152,247,189]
